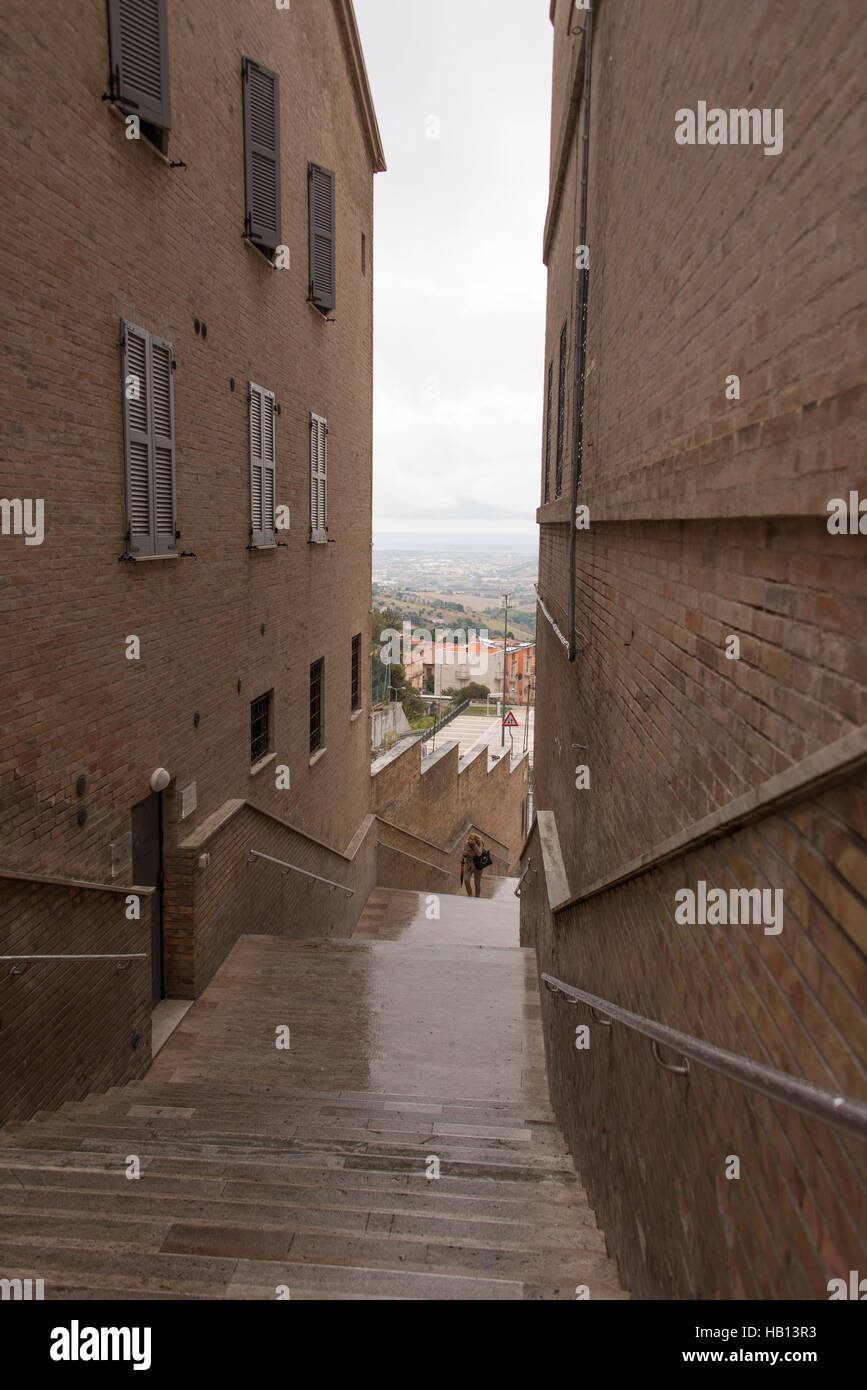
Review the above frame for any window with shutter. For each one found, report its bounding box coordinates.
[121,321,177,559]
[308,163,336,313]
[242,58,281,258]
[107,0,171,142]
[249,383,276,547]
[309,413,328,544]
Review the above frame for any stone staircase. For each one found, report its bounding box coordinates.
[0,882,627,1300]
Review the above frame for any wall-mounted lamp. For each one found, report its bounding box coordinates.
[149,768,171,793]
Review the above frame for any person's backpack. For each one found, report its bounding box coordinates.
[474,847,493,870]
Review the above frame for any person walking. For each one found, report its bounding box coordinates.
[460,832,491,898]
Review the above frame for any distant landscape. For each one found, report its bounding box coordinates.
[372,541,538,643]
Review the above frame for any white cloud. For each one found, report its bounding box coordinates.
[355,0,553,536]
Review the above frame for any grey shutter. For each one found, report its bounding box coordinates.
[107,0,171,131]
[310,414,327,543]
[308,164,336,312]
[262,390,276,544]
[121,323,176,557]
[250,384,276,546]
[122,322,153,556]
[150,336,177,555]
[243,58,281,256]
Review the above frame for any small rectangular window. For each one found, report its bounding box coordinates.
[310,659,324,754]
[351,634,361,711]
[361,232,367,275]
[250,691,272,765]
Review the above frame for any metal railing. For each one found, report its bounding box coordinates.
[378,843,450,876]
[415,698,471,748]
[247,850,353,898]
[541,973,867,1143]
[514,859,536,897]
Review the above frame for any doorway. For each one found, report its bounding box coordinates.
[132,792,164,1005]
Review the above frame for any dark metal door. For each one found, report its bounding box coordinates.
[132,792,164,1005]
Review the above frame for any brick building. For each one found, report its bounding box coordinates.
[0,0,388,1121]
[521,0,866,1299]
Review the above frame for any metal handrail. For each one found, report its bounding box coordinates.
[247,850,353,897]
[379,843,449,876]
[541,973,867,1142]
[514,859,535,897]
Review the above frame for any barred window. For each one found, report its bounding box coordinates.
[310,659,324,755]
[250,692,272,765]
[351,634,361,712]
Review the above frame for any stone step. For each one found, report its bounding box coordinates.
[0,1221,621,1288]
[0,1185,607,1253]
[0,1149,590,1205]
[35,1110,570,1156]
[69,1086,559,1127]
[0,1249,526,1301]
[0,1164,599,1226]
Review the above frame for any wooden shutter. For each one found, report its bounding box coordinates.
[122,323,153,556]
[121,322,176,558]
[310,414,327,543]
[150,336,177,554]
[107,0,171,131]
[243,58,281,256]
[308,164,336,312]
[250,383,276,547]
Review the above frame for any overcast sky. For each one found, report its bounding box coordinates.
[354,0,553,539]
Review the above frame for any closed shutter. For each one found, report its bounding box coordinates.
[121,322,177,558]
[250,383,276,547]
[150,336,177,554]
[243,58,281,256]
[308,164,336,312]
[122,323,153,556]
[107,0,171,131]
[310,414,327,543]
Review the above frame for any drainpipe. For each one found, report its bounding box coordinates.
[568,3,594,662]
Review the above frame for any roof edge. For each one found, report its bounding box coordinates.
[335,0,387,173]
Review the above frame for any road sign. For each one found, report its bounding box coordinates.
[503,711,519,728]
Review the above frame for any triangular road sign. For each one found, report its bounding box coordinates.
[503,711,519,728]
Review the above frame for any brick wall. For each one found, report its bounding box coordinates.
[164,799,377,997]
[0,876,152,1125]
[0,0,378,884]
[521,766,867,1299]
[533,0,867,1299]
[372,739,529,882]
